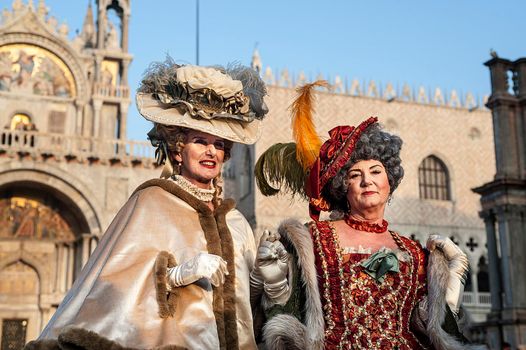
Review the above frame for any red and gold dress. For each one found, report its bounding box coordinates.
[310,220,428,350]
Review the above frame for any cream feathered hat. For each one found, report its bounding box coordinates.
[136,59,268,144]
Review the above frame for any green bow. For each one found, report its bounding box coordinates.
[360,251,400,283]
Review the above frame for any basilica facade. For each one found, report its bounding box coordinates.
[0,1,496,348]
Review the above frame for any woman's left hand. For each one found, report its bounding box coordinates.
[427,234,469,315]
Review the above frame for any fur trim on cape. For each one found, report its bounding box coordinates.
[426,250,485,350]
[25,327,188,350]
[263,219,324,350]
[154,251,178,318]
[262,314,310,350]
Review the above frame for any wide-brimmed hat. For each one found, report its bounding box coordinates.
[136,62,268,144]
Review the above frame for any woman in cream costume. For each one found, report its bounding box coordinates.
[254,82,483,349]
[27,61,269,350]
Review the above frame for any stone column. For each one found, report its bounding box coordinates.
[74,99,85,136]
[495,205,526,309]
[94,55,103,85]
[92,99,102,138]
[97,7,106,49]
[81,233,92,269]
[496,205,526,348]
[470,263,479,305]
[119,102,128,140]
[495,207,513,308]
[121,59,130,85]
[66,243,74,289]
[515,58,526,99]
[121,14,130,52]
[492,102,522,179]
[481,210,502,311]
[55,242,69,293]
[90,236,98,254]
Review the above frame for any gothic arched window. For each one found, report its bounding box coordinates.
[418,155,451,200]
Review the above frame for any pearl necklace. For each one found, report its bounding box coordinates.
[171,175,215,202]
[344,215,388,233]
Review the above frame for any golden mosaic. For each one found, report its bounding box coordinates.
[0,43,76,97]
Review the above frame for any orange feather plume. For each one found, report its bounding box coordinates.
[290,80,328,170]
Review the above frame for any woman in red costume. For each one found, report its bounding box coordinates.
[253,82,481,350]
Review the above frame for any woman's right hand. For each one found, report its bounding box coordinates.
[167,252,228,288]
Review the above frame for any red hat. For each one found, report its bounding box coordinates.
[306,117,378,220]
[254,80,379,220]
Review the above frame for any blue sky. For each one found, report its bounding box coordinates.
[40,0,526,141]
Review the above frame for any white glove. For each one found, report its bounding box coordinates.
[427,235,469,315]
[167,252,228,288]
[252,230,291,305]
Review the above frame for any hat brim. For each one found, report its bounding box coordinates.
[136,92,261,144]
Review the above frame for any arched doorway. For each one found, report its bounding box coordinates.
[0,180,95,343]
[0,261,38,348]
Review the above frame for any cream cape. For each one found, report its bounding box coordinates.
[37,180,257,350]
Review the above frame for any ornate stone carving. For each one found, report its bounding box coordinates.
[349,79,361,96]
[417,86,428,104]
[296,71,306,87]
[251,47,262,74]
[278,68,291,87]
[263,66,274,85]
[449,89,461,107]
[465,92,477,109]
[383,82,396,100]
[366,80,378,97]
[433,87,445,105]
[401,83,412,101]
[333,75,344,93]
[105,22,120,50]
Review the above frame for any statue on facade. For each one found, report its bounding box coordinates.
[105,22,120,50]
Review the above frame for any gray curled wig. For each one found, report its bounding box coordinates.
[322,124,404,212]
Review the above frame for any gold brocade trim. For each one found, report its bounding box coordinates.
[313,220,426,349]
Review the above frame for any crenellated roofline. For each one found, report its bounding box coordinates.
[260,66,488,111]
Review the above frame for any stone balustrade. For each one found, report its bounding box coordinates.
[93,83,130,99]
[0,129,155,166]
[463,291,491,307]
